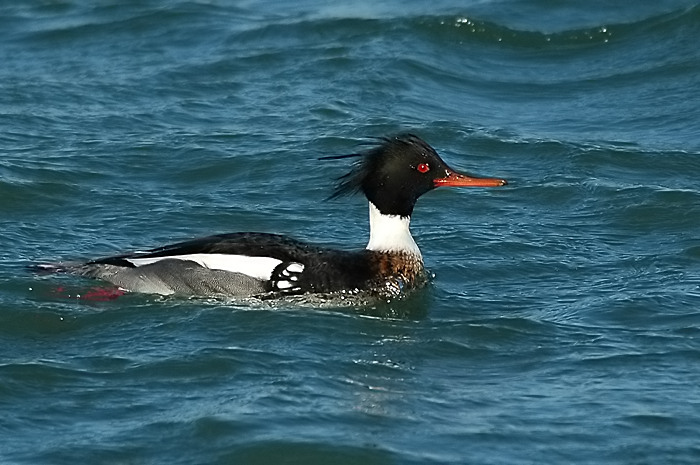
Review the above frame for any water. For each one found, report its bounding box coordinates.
[2,0,700,463]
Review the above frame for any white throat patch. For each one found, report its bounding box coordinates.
[365,202,422,258]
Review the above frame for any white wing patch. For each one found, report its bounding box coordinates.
[272,262,305,292]
[125,254,283,281]
[286,263,304,273]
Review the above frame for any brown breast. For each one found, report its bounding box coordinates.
[366,251,427,296]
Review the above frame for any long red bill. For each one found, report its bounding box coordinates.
[434,170,507,188]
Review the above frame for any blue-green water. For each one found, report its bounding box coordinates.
[2,0,700,463]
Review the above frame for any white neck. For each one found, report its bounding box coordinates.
[366,202,422,258]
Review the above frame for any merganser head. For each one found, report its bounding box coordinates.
[326,134,507,217]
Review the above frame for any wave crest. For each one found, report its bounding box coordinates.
[419,4,699,48]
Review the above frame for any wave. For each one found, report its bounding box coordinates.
[225,4,700,51]
[12,2,699,54]
[412,4,700,49]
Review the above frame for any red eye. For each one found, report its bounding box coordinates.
[417,163,430,173]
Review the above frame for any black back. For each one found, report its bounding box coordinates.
[90,232,377,294]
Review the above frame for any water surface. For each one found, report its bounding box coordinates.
[2,0,700,463]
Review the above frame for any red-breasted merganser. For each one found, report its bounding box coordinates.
[38,134,506,299]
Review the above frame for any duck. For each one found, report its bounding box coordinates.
[37,134,507,299]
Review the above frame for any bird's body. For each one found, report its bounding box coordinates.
[58,232,425,298]
[37,134,506,300]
